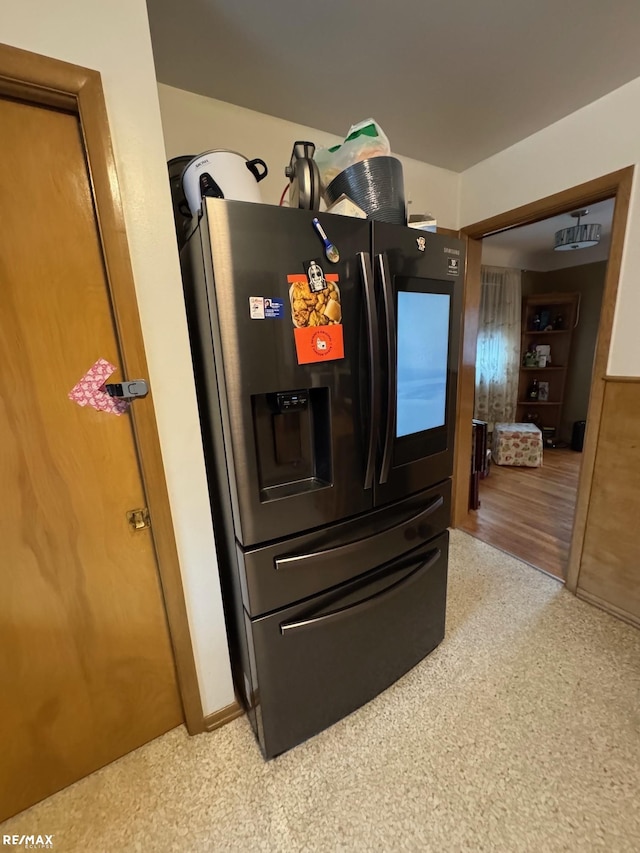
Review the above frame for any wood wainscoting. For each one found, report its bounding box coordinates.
[575,377,640,628]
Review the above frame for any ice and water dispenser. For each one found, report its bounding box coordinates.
[251,388,332,501]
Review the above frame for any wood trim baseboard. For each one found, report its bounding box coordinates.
[203,702,244,732]
[603,375,640,383]
[0,43,205,735]
[576,589,640,631]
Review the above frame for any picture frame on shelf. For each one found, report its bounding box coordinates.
[536,344,551,364]
[538,381,550,402]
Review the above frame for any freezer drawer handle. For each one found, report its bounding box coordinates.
[275,494,444,571]
[280,547,442,635]
[377,252,396,485]
[358,251,380,490]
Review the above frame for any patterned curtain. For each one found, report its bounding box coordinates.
[474,266,521,429]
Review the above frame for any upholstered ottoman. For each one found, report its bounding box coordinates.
[492,423,543,467]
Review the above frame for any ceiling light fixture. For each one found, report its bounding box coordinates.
[554,209,601,251]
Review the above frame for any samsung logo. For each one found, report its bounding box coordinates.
[444,247,460,256]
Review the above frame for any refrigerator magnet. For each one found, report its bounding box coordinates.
[287,272,344,364]
[294,326,344,364]
[249,296,285,319]
[303,258,329,293]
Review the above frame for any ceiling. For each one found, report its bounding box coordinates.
[146,0,640,171]
[482,199,614,271]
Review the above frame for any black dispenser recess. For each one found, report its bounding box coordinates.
[252,388,332,500]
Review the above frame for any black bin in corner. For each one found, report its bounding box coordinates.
[572,420,586,452]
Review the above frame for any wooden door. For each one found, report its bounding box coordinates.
[0,97,182,821]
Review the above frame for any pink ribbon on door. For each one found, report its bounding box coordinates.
[68,358,130,415]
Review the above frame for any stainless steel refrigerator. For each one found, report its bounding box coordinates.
[181,198,464,758]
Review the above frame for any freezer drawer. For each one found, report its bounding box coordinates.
[245,531,448,759]
[239,480,451,616]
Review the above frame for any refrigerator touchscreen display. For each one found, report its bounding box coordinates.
[396,291,450,438]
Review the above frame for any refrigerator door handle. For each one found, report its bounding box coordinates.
[358,251,380,490]
[377,252,396,484]
[280,547,442,635]
[275,494,444,571]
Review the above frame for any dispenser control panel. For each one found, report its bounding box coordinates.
[275,390,309,413]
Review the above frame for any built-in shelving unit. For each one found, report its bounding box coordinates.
[517,292,579,437]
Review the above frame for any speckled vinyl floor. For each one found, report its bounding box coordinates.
[3,530,640,852]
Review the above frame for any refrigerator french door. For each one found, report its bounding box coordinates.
[183,199,375,548]
[181,199,464,758]
[372,223,463,507]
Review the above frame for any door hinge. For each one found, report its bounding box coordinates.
[127,507,151,531]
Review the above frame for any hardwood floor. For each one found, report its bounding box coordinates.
[461,447,581,580]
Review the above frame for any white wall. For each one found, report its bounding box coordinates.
[480,244,528,269]
[3,0,235,715]
[460,76,640,375]
[480,241,610,272]
[158,84,460,227]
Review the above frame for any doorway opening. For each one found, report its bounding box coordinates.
[452,167,634,594]
[461,201,613,580]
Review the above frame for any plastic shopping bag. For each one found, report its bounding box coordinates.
[314,118,390,189]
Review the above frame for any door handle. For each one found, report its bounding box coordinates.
[280,547,442,635]
[127,507,151,530]
[358,251,380,490]
[275,494,445,572]
[377,252,396,485]
[104,379,149,399]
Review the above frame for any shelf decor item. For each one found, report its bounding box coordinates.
[536,344,551,365]
[517,292,579,437]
